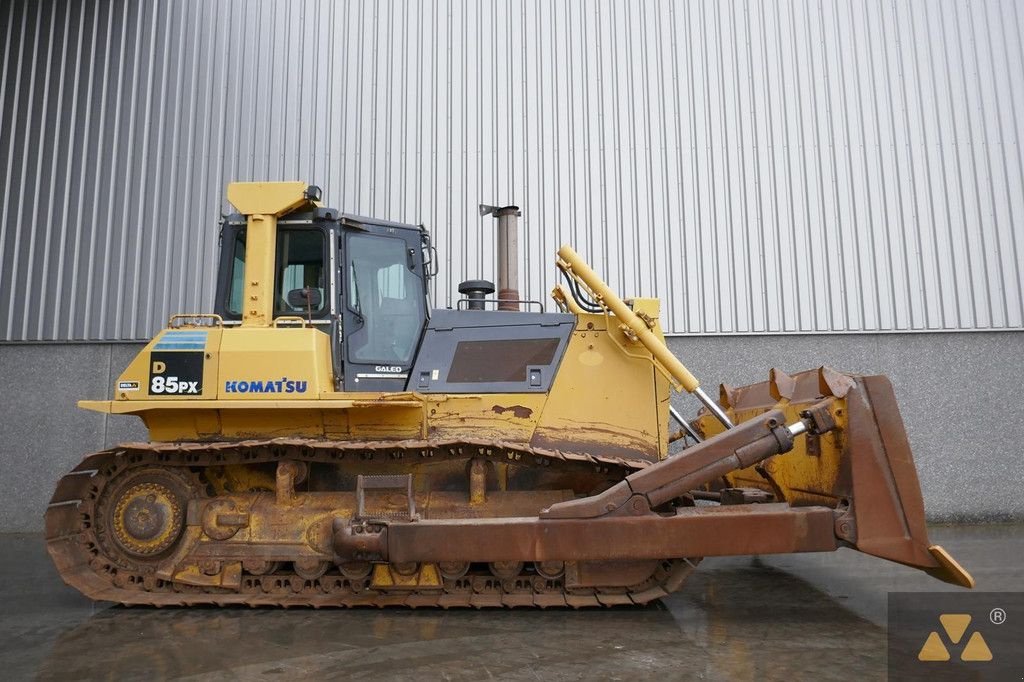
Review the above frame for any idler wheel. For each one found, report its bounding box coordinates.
[438,561,470,580]
[489,561,523,580]
[533,561,565,580]
[294,558,329,580]
[243,560,279,576]
[391,561,419,577]
[108,479,186,558]
[339,561,372,580]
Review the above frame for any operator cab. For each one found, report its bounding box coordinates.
[214,207,433,392]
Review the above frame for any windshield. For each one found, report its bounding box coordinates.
[346,233,424,365]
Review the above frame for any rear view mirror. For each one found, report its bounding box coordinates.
[287,287,322,310]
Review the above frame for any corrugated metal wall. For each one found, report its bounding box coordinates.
[1,0,1023,341]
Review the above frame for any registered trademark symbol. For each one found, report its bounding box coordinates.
[990,607,1006,625]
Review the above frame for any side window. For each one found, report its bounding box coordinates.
[227,231,246,315]
[275,230,326,314]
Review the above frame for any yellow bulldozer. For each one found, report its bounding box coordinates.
[46,181,973,607]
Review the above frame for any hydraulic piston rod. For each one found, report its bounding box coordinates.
[669,404,703,443]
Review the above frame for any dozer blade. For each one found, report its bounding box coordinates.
[713,367,973,588]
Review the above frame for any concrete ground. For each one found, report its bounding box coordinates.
[1,524,1019,681]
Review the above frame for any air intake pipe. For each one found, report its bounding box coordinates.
[458,280,495,310]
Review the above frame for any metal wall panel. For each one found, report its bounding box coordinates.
[1,0,1022,341]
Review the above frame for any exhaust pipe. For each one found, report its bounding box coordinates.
[479,204,521,311]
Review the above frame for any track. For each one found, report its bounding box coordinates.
[46,438,700,607]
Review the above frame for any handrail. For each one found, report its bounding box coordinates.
[272,315,309,328]
[168,313,223,328]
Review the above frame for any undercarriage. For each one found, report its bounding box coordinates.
[46,439,699,607]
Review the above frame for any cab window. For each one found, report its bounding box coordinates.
[275,230,326,315]
[225,228,326,316]
[346,233,424,364]
[226,231,246,315]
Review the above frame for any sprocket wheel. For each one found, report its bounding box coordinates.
[97,466,201,565]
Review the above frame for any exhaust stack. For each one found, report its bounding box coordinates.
[479,204,521,311]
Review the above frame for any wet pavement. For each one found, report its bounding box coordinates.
[1,525,1020,681]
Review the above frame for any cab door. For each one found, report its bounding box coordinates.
[340,223,428,391]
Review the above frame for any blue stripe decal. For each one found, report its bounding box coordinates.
[154,330,208,350]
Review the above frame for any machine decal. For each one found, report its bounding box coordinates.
[374,365,404,373]
[117,381,140,391]
[148,351,204,395]
[224,379,308,394]
[153,330,209,350]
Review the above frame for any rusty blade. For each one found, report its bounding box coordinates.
[845,375,933,567]
[712,368,972,587]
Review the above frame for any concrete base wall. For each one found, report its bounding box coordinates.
[1,332,1021,531]
[0,344,149,533]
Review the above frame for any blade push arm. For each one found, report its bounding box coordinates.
[541,405,833,519]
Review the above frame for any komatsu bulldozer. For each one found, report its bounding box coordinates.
[46,181,973,607]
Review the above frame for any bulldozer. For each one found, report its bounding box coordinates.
[46,181,973,607]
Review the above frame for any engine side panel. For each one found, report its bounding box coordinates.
[408,310,576,394]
